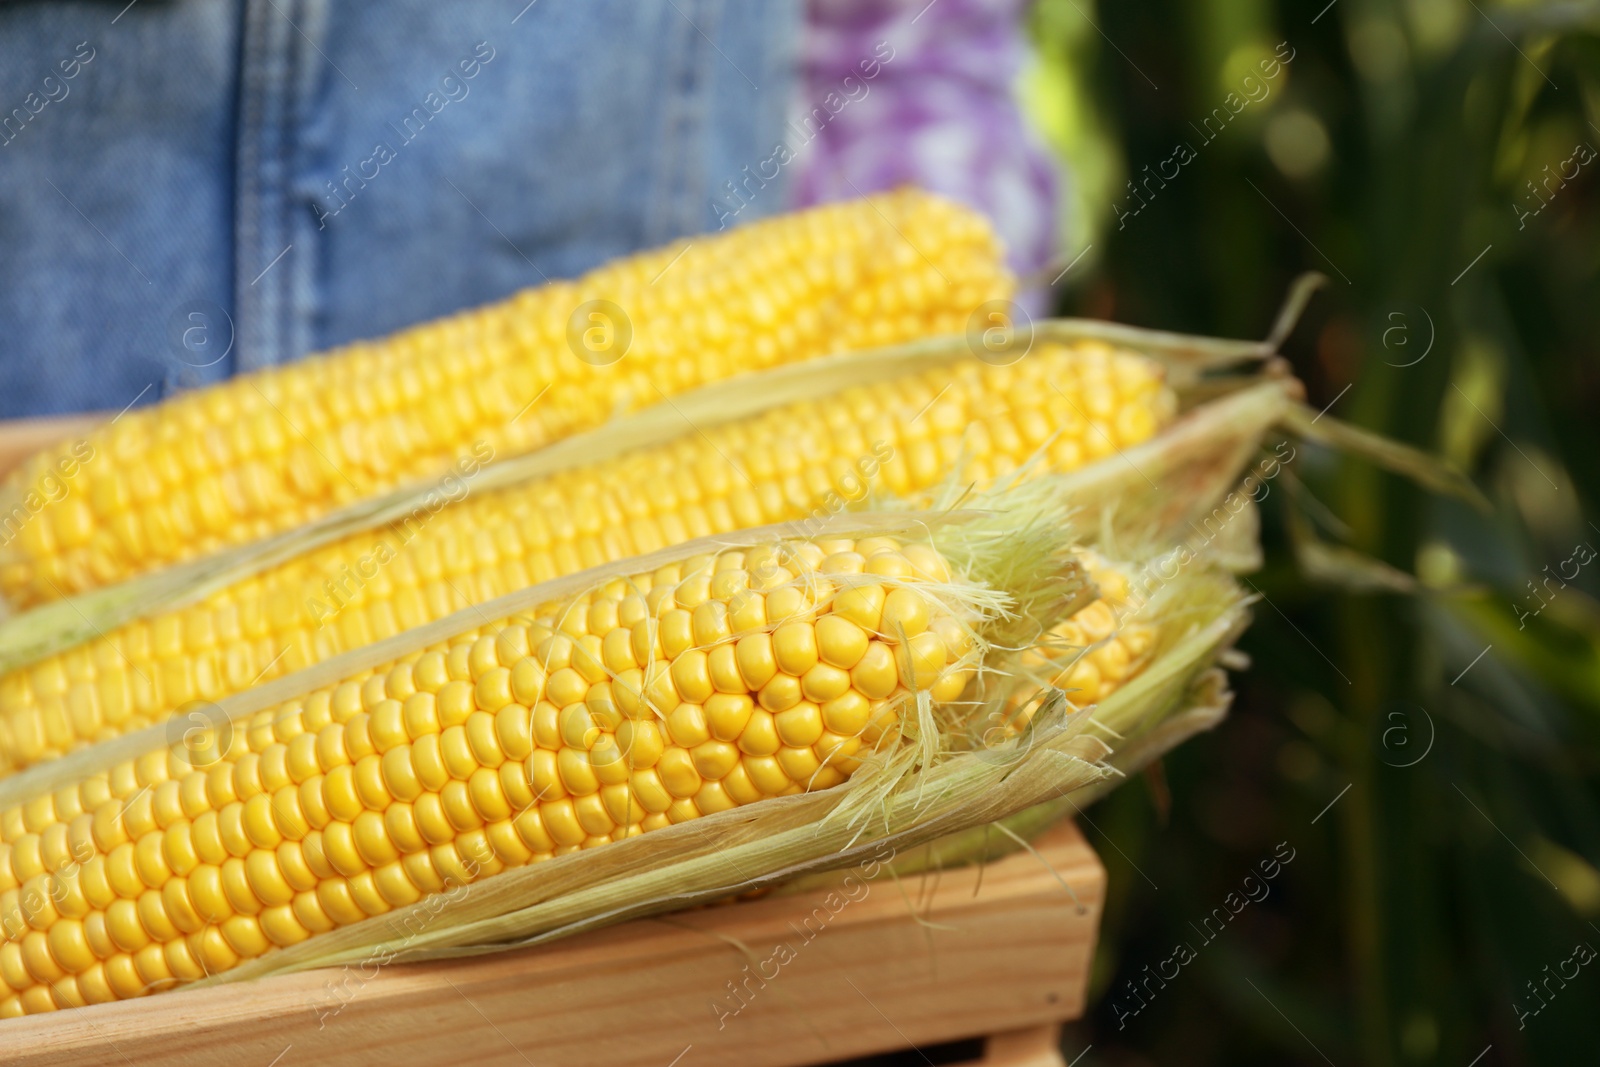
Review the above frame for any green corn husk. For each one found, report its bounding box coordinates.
[195,300,1461,976]
[791,668,1237,888]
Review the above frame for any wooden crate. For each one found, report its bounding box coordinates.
[3,823,1102,1067]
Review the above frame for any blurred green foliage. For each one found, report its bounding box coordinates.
[1026,1,1600,1063]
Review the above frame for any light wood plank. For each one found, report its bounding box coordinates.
[980,1025,1069,1067]
[2,822,1102,1067]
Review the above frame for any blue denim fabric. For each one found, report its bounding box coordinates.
[0,0,798,418]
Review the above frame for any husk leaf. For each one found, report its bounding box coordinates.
[1279,402,1488,510]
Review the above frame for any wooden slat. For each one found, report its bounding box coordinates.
[2,822,1102,1067]
[979,1026,1068,1067]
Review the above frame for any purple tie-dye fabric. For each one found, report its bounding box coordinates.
[793,0,1062,300]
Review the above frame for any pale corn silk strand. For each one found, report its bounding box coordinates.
[0,530,1001,1016]
[0,342,1175,772]
[0,189,1011,608]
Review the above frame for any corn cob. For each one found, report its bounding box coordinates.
[959,552,1156,757]
[0,190,1011,609]
[1044,555,1155,707]
[0,536,978,1014]
[1013,552,1155,719]
[0,343,1175,773]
